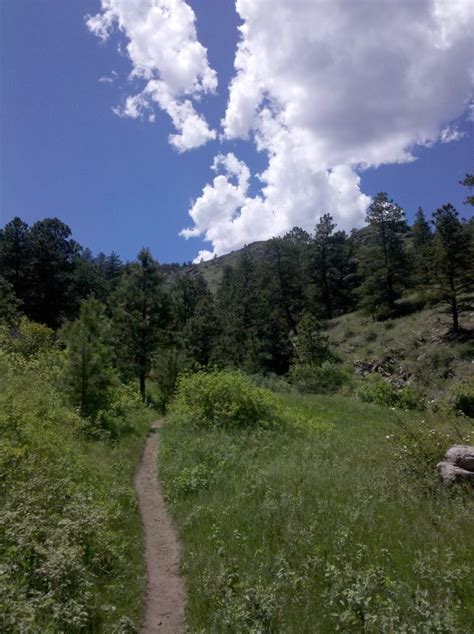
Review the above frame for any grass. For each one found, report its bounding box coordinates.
[328,299,473,399]
[160,393,474,632]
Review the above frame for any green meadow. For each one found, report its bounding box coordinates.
[160,379,474,633]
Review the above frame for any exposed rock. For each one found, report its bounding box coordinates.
[437,445,474,486]
[437,462,474,486]
[444,445,474,471]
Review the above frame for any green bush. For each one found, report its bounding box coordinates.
[94,381,146,438]
[168,370,286,430]
[455,390,474,418]
[288,361,353,394]
[0,343,150,631]
[250,373,294,394]
[357,375,425,410]
[438,383,474,419]
[364,328,378,343]
[457,341,474,361]
[0,316,54,358]
[428,348,454,373]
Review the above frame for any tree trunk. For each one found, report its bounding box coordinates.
[451,296,459,334]
[139,371,146,401]
[449,273,459,334]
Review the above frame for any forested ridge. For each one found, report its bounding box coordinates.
[1,182,473,632]
[1,186,472,392]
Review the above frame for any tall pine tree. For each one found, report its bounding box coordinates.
[358,193,409,317]
[431,204,472,334]
[411,207,432,287]
[113,249,170,399]
[62,298,116,419]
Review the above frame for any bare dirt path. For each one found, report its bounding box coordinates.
[135,420,186,633]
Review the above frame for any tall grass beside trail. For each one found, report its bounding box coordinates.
[0,345,152,633]
[160,372,474,633]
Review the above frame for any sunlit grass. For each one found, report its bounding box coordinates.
[160,393,474,632]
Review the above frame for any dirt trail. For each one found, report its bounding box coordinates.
[135,420,186,633]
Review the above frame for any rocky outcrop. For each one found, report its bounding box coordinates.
[437,445,474,486]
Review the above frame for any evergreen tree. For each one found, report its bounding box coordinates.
[0,276,20,324]
[70,248,107,307]
[0,217,32,305]
[266,232,308,334]
[291,312,331,366]
[28,218,80,327]
[460,173,474,206]
[214,252,260,370]
[357,193,409,317]
[113,248,170,399]
[62,298,116,419]
[412,207,432,249]
[184,294,220,366]
[431,204,472,333]
[309,215,356,318]
[411,207,433,286]
[170,273,219,367]
[173,274,209,330]
[213,249,293,374]
[311,214,336,318]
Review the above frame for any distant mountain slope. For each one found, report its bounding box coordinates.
[184,240,268,292]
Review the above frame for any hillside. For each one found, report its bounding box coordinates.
[328,299,473,400]
[184,240,268,292]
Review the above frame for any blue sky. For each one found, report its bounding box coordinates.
[1,0,472,264]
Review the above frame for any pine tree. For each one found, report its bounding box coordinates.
[214,251,260,370]
[309,214,356,318]
[28,218,80,327]
[311,214,336,318]
[411,207,433,287]
[460,174,474,207]
[431,204,473,334]
[0,276,20,324]
[266,232,308,334]
[357,193,409,317]
[412,207,432,249]
[184,294,220,366]
[170,273,219,367]
[62,298,116,419]
[0,217,32,306]
[112,248,170,399]
[291,312,331,366]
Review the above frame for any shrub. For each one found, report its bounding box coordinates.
[0,339,150,631]
[288,361,353,394]
[364,328,378,343]
[94,381,147,438]
[250,373,294,394]
[437,383,474,419]
[0,316,54,358]
[428,348,454,373]
[455,389,474,418]
[357,375,425,410]
[457,341,474,361]
[168,370,286,430]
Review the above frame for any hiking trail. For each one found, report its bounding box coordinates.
[135,420,185,633]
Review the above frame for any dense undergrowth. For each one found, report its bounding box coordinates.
[0,323,152,632]
[160,371,474,632]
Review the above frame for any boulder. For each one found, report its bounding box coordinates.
[437,445,474,486]
[444,445,474,471]
[437,462,474,486]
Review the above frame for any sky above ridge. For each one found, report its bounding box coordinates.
[1,0,473,264]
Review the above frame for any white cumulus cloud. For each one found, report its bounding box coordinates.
[87,0,217,151]
[183,0,473,258]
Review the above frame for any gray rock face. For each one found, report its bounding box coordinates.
[437,445,474,486]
